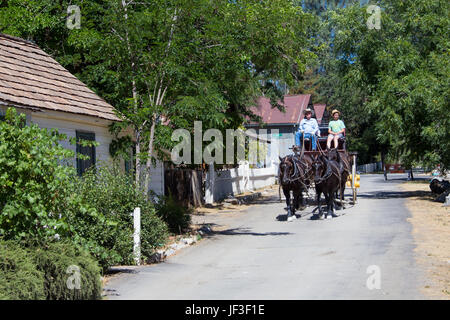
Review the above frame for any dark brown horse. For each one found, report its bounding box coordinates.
[311,154,342,219]
[278,155,308,222]
[327,148,352,208]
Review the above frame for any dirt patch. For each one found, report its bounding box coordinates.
[191,184,280,233]
[193,184,279,216]
[401,180,450,299]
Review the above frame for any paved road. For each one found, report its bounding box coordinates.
[104,174,426,299]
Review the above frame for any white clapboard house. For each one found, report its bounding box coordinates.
[0,33,164,195]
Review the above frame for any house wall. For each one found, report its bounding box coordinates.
[143,161,165,196]
[30,109,114,168]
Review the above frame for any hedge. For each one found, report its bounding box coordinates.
[0,240,102,300]
[0,240,45,300]
[32,241,102,300]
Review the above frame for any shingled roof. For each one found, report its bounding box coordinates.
[313,103,326,125]
[0,33,120,121]
[250,94,312,125]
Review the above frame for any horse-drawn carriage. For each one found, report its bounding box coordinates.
[278,129,359,221]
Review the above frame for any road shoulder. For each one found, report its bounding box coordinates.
[401,178,450,299]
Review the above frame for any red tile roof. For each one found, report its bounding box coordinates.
[250,94,311,125]
[0,34,120,121]
[313,104,326,124]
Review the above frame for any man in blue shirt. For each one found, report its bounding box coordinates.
[295,108,320,150]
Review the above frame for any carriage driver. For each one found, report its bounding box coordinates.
[295,108,320,151]
[327,109,346,149]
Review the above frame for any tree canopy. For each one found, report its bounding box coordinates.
[0,0,316,188]
[0,0,448,172]
[314,0,449,169]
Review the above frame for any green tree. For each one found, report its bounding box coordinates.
[318,0,449,169]
[0,0,316,192]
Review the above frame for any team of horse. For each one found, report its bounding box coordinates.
[278,147,353,221]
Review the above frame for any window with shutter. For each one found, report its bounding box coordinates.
[76,131,96,176]
[124,144,136,175]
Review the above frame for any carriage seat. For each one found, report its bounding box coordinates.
[315,135,346,150]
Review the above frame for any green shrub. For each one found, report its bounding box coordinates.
[31,241,102,300]
[68,165,169,270]
[0,108,91,242]
[0,240,45,300]
[155,194,192,234]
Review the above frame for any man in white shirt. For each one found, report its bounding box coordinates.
[295,108,320,150]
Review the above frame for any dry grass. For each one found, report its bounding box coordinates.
[401,180,450,299]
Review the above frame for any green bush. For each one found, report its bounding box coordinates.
[155,194,192,234]
[68,165,169,270]
[31,241,102,300]
[0,240,102,300]
[0,240,45,300]
[0,108,92,242]
[0,108,168,273]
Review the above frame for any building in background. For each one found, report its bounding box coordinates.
[246,94,328,165]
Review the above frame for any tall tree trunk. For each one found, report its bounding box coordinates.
[122,0,141,190]
[144,114,157,194]
[135,129,142,189]
[143,8,177,197]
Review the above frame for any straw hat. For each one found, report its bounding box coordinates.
[331,109,340,116]
[303,108,313,114]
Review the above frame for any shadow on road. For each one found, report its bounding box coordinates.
[250,197,284,205]
[358,190,431,199]
[204,227,293,238]
[276,213,310,221]
[373,176,430,184]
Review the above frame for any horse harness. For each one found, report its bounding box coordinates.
[314,158,342,186]
[281,155,312,190]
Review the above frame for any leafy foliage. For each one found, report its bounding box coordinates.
[316,0,449,169]
[68,165,169,269]
[0,108,83,241]
[0,0,316,186]
[0,109,167,272]
[154,194,192,234]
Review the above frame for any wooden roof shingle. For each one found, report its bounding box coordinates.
[0,33,120,121]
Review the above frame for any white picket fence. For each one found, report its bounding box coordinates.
[357,161,382,173]
[204,161,277,203]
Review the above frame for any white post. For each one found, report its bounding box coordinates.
[352,154,357,204]
[241,160,250,191]
[133,207,141,265]
[205,164,215,205]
